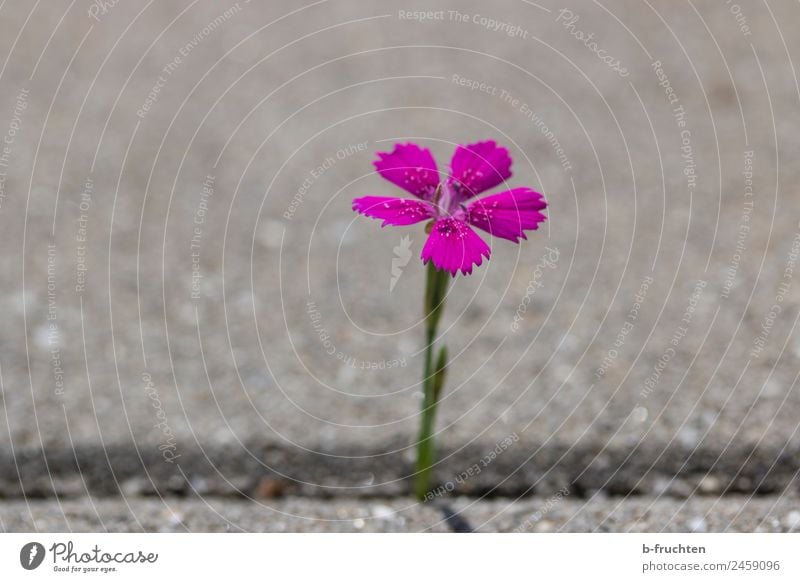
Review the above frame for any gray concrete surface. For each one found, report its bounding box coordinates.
[2,495,799,533]
[0,0,799,531]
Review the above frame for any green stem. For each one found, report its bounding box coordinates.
[415,261,450,500]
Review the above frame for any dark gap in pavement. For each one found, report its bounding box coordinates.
[0,440,796,500]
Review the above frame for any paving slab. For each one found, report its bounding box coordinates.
[2,495,799,533]
[0,0,798,520]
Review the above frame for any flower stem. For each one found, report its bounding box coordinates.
[414,261,450,500]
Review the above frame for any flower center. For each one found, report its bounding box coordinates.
[432,181,466,220]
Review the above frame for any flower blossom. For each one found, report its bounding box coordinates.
[352,141,547,276]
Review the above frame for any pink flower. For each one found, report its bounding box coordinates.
[352,141,547,276]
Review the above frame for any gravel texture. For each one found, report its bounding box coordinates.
[2,494,799,533]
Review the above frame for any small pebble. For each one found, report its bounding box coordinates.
[372,504,395,520]
[783,511,800,531]
[631,406,648,423]
[689,516,707,532]
[698,476,721,494]
[255,477,286,498]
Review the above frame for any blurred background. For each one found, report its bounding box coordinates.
[0,0,799,531]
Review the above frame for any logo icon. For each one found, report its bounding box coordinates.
[390,235,413,292]
[20,542,45,570]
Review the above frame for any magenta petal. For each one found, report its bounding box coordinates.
[467,188,547,243]
[374,143,440,200]
[467,188,547,242]
[449,140,512,198]
[421,218,491,276]
[352,196,434,227]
